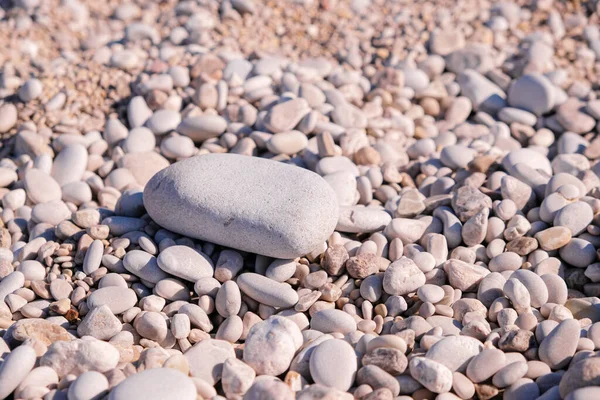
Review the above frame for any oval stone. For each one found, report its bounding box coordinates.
[177,115,227,142]
[0,345,37,399]
[425,336,483,372]
[24,169,62,204]
[143,154,338,258]
[157,245,213,282]
[51,144,88,186]
[108,368,196,400]
[123,250,168,283]
[237,273,298,308]
[87,287,138,314]
[309,339,357,391]
[539,319,580,369]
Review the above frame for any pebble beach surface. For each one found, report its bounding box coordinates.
[0,0,600,399]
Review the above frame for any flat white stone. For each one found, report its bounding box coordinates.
[157,245,213,282]
[108,368,196,400]
[143,154,338,258]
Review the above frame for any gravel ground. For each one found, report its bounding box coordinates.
[0,0,600,399]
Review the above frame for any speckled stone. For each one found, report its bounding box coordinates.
[144,154,338,258]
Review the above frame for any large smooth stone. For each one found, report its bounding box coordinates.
[51,144,88,186]
[502,148,553,177]
[425,336,483,372]
[185,339,235,385]
[143,154,338,258]
[507,73,555,116]
[108,368,196,400]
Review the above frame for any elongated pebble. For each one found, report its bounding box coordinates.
[237,273,298,308]
[123,250,168,283]
[0,345,37,399]
[87,287,138,314]
[310,309,357,334]
[157,245,213,282]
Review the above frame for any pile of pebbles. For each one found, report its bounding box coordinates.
[0,0,600,399]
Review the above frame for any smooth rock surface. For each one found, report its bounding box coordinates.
[144,154,338,258]
[309,339,357,391]
[108,368,196,400]
[157,245,213,282]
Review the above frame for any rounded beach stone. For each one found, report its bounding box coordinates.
[134,311,168,342]
[24,169,62,204]
[539,319,580,369]
[51,144,88,186]
[39,337,119,377]
[489,252,522,272]
[509,269,547,307]
[185,339,235,385]
[215,281,242,317]
[123,250,168,283]
[0,271,25,301]
[502,148,553,177]
[504,378,540,400]
[266,130,308,155]
[13,366,58,399]
[507,73,555,115]
[157,245,213,282]
[237,273,298,308]
[177,115,227,142]
[417,284,445,304]
[123,127,155,153]
[83,239,104,275]
[77,304,122,340]
[244,379,294,400]
[553,201,593,236]
[146,110,181,135]
[466,348,505,383]
[87,287,138,314]
[143,154,338,258]
[68,371,109,400]
[492,361,528,388]
[108,368,196,400]
[535,226,572,251]
[310,309,357,334]
[383,257,426,296]
[0,103,17,133]
[409,357,452,394]
[0,345,37,399]
[559,357,600,398]
[19,78,43,102]
[309,339,357,391]
[221,357,255,398]
[356,365,400,396]
[425,336,483,372]
[559,238,597,268]
[265,259,297,282]
[127,96,153,128]
[264,98,310,133]
[336,206,392,233]
[440,145,475,169]
[244,316,302,376]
